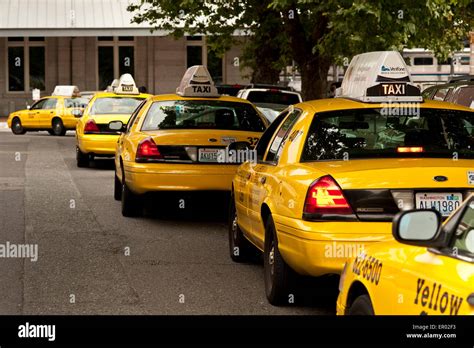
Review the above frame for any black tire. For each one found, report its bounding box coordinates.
[114,170,122,201]
[11,118,26,135]
[348,294,374,315]
[52,118,66,136]
[228,195,257,262]
[47,130,55,135]
[76,147,89,168]
[264,214,295,306]
[121,177,142,217]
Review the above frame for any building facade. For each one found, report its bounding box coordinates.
[0,0,250,117]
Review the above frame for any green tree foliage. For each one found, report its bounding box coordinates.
[128,0,473,100]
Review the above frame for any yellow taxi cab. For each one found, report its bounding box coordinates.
[228,51,474,305]
[7,86,88,136]
[110,65,268,217]
[75,74,151,167]
[337,194,474,315]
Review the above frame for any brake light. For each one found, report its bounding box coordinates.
[397,146,424,153]
[136,137,162,161]
[304,175,353,215]
[84,119,100,134]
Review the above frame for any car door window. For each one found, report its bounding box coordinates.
[30,99,47,110]
[453,86,474,108]
[255,110,289,161]
[265,110,301,163]
[126,100,147,133]
[43,98,58,109]
[433,88,448,101]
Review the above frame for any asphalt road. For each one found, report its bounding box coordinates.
[0,129,336,315]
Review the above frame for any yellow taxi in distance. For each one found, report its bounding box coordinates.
[75,74,151,167]
[111,65,268,217]
[337,195,474,315]
[229,51,474,305]
[7,86,88,136]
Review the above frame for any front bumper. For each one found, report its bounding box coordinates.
[77,134,119,155]
[124,162,239,194]
[273,214,392,277]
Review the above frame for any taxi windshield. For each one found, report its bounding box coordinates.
[302,108,474,161]
[89,97,143,115]
[141,100,266,132]
[246,91,300,108]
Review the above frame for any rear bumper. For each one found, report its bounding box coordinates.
[124,162,239,194]
[273,214,392,277]
[77,134,119,155]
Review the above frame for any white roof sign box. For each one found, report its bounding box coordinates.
[114,74,139,95]
[52,85,81,97]
[176,65,220,97]
[339,51,422,103]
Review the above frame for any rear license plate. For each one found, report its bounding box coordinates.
[198,148,220,162]
[415,192,462,217]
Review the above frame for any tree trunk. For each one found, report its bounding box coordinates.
[299,57,331,101]
[251,63,281,85]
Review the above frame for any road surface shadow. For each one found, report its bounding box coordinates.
[143,191,230,223]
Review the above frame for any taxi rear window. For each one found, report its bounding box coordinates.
[246,91,300,107]
[89,97,144,115]
[301,108,474,161]
[65,98,89,108]
[141,100,266,132]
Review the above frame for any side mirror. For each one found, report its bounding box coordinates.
[392,209,442,247]
[223,141,255,164]
[108,121,125,132]
[227,141,252,152]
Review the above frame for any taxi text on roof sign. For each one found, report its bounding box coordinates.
[176,65,220,98]
[114,74,139,95]
[52,85,80,97]
[337,51,423,103]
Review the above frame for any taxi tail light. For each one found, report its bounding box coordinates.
[136,137,163,162]
[84,119,100,134]
[304,175,353,215]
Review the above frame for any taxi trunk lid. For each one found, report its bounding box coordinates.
[142,129,261,164]
[303,158,474,221]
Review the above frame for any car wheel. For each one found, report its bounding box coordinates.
[11,118,26,135]
[76,147,89,168]
[264,214,295,306]
[348,294,374,315]
[114,169,122,201]
[121,177,142,217]
[228,196,257,262]
[52,118,66,136]
[47,130,55,136]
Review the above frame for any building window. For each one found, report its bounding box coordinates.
[413,57,434,66]
[7,38,45,92]
[186,46,203,67]
[97,37,135,90]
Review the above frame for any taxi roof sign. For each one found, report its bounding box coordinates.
[114,74,139,95]
[52,85,81,97]
[338,51,422,103]
[176,65,220,97]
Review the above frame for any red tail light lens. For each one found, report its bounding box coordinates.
[136,137,162,161]
[84,119,100,133]
[304,175,353,215]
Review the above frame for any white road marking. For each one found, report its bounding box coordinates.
[0,122,10,132]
